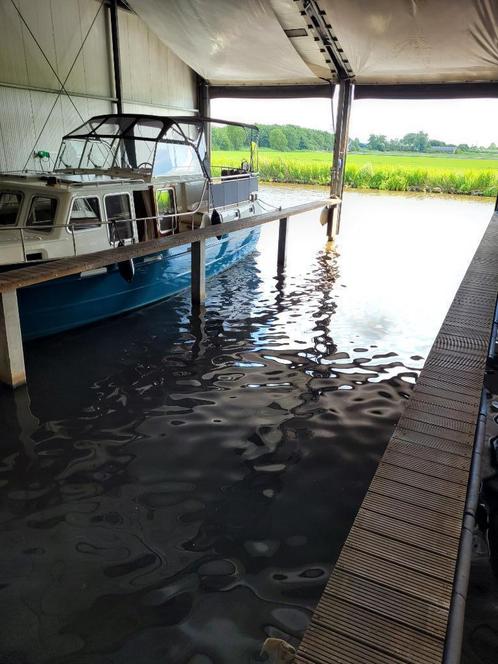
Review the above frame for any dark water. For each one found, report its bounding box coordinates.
[0,187,493,663]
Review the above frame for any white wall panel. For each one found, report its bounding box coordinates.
[0,88,38,171]
[0,1,29,86]
[119,8,196,113]
[0,1,196,170]
[18,0,60,90]
[78,0,113,96]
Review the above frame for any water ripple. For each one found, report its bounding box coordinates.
[0,186,492,663]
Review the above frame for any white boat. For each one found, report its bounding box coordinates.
[0,113,264,339]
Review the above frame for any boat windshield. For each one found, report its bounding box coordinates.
[56,117,164,173]
[55,115,206,178]
[54,114,258,180]
[153,124,205,177]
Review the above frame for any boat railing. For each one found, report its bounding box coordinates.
[0,174,264,263]
[209,171,258,181]
[0,197,253,264]
[0,213,187,263]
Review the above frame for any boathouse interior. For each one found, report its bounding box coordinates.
[0,0,496,172]
[0,2,497,664]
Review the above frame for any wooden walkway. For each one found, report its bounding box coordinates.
[0,198,337,387]
[296,210,498,664]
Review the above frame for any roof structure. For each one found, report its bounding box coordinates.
[127,0,498,96]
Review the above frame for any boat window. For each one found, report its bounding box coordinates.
[0,191,23,226]
[66,118,110,137]
[94,117,134,137]
[26,196,58,233]
[58,139,86,169]
[156,188,176,234]
[105,193,134,243]
[154,142,203,177]
[129,119,164,140]
[69,197,101,231]
[176,122,202,145]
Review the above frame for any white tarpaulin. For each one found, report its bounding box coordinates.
[126,0,318,85]
[321,0,498,84]
[128,0,498,86]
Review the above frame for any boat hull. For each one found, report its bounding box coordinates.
[18,227,260,340]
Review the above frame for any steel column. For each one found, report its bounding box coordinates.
[109,0,123,114]
[197,76,211,164]
[330,79,353,234]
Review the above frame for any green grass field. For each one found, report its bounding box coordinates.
[211,150,498,196]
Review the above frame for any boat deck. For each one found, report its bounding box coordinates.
[296,210,498,664]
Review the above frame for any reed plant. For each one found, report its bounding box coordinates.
[212,152,498,197]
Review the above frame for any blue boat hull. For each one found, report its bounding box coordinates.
[18,227,260,340]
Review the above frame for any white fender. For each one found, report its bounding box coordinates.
[319,206,330,226]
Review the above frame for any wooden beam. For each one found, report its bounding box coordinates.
[0,290,26,388]
[191,240,206,306]
[277,217,288,269]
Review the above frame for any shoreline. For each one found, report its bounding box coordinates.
[259,180,495,202]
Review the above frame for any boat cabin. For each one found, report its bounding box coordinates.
[0,114,260,267]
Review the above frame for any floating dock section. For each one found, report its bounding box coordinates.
[297,208,498,664]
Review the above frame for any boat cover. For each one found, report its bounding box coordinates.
[127,0,498,87]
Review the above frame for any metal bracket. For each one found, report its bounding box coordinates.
[296,0,355,81]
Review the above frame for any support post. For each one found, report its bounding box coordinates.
[191,240,206,306]
[0,290,26,388]
[109,0,123,114]
[330,79,354,235]
[277,217,288,269]
[326,206,339,242]
[197,75,210,167]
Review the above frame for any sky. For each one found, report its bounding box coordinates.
[211,97,498,147]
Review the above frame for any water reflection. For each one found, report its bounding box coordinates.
[0,186,493,663]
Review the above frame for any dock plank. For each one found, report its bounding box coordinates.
[296,211,498,663]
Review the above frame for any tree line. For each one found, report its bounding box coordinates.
[211,124,333,151]
[351,132,497,154]
[212,124,497,154]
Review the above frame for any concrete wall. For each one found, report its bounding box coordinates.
[0,0,197,171]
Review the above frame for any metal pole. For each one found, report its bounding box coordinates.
[326,207,338,242]
[197,75,211,168]
[443,394,488,664]
[191,240,206,306]
[109,0,123,114]
[330,79,354,234]
[277,217,288,269]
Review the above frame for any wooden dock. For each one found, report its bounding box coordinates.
[0,198,338,387]
[296,209,498,664]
